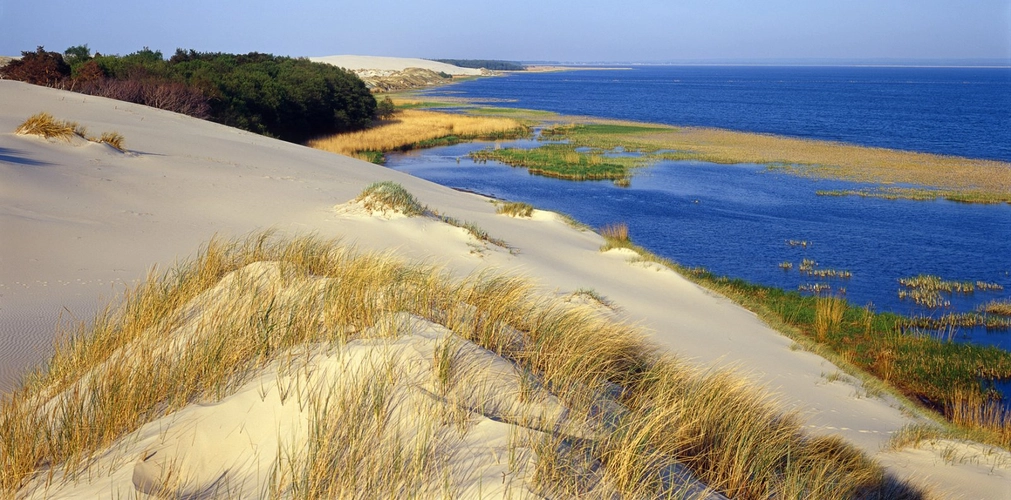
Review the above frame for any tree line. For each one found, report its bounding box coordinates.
[432,59,526,71]
[1,46,377,143]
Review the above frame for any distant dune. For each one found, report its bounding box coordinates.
[310,55,482,76]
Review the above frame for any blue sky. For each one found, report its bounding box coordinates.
[1,0,1008,63]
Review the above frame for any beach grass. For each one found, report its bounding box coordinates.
[306,109,527,162]
[597,225,1011,449]
[354,181,427,216]
[15,112,82,140]
[495,201,534,218]
[0,232,924,498]
[15,112,127,152]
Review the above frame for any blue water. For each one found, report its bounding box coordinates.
[395,66,1011,350]
[420,66,1011,162]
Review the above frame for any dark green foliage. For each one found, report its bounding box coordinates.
[4,45,376,143]
[63,44,93,72]
[375,97,397,119]
[432,59,526,71]
[0,47,71,86]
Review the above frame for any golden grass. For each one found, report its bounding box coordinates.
[354,181,426,216]
[979,299,1011,317]
[599,223,631,251]
[540,120,1011,202]
[815,296,846,342]
[0,232,924,498]
[495,201,534,218]
[15,112,82,141]
[15,112,127,152]
[98,131,125,151]
[307,109,526,157]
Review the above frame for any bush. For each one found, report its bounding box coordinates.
[375,97,397,120]
[0,47,71,86]
[5,46,376,143]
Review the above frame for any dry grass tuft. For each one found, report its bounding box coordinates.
[815,296,846,341]
[99,131,126,151]
[495,201,534,218]
[0,233,925,498]
[599,223,631,250]
[15,112,127,152]
[15,112,80,141]
[354,181,427,216]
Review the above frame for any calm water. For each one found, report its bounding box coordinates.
[420,66,1011,162]
[395,66,1011,349]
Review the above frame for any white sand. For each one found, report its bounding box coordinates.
[310,55,482,75]
[1,80,1009,498]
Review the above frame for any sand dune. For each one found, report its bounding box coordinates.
[310,55,482,75]
[1,80,1009,498]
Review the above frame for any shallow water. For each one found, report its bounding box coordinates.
[388,141,1011,350]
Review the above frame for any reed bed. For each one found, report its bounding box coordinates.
[596,226,1011,449]
[470,144,637,182]
[307,109,526,161]
[0,232,921,498]
[898,274,1004,309]
[979,299,1011,317]
[529,121,1011,204]
[904,312,1011,332]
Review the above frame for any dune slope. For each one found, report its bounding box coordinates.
[1,80,1009,498]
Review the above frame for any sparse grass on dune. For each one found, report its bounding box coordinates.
[15,112,85,141]
[15,112,126,151]
[307,109,527,162]
[495,201,534,218]
[354,180,427,216]
[0,232,923,498]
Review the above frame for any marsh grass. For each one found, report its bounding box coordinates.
[15,112,126,151]
[594,227,1011,450]
[470,144,640,181]
[979,299,1011,317]
[898,274,1004,310]
[525,120,1011,204]
[0,233,922,498]
[99,131,125,151]
[307,109,526,160]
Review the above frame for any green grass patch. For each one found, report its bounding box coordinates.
[470,144,639,181]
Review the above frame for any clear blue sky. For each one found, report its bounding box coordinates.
[1,0,1008,63]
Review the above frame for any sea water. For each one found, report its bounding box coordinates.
[391,66,1011,349]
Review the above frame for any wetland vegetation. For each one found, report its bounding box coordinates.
[598,229,1011,449]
